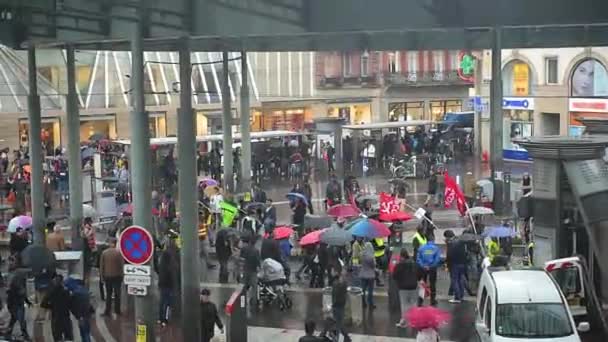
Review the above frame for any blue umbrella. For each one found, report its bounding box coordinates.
[483,226,516,238]
[348,218,391,239]
[286,192,308,205]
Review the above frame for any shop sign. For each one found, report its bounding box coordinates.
[502,97,534,110]
[568,98,608,113]
[513,63,530,96]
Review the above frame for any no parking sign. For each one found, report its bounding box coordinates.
[119,225,154,265]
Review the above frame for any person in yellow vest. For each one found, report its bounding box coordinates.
[372,238,386,287]
[487,238,500,265]
[412,226,428,260]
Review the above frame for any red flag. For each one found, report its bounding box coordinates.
[444,173,467,216]
[379,192,413,222]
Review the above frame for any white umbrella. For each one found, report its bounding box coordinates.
[83,204,97,218]
[466,206,494,216]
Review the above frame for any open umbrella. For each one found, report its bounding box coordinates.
[458,232,482,242]
[483,226,516,238]
[200,178,218,187]
[81,147,95,160]
[379,210,413,222]
[327,204,360,218]
[466,206,494,216]
[286,192,308,205]
[320,227,352,246]
[300,229,326,246]
[88,133,106,142]
[347,218,391,238]
[8,216,32,233]
[82,204,97,218]
[404,306,451,330]
[273,226,294,240]
[21,245,56,275]
[304,215,333,230]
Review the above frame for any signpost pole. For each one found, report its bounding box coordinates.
[221,51,234,193]
[240,51,252,191]
[130,4,155,341]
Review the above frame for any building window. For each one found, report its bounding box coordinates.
[388,102,425,121]
[432,51,444,73]
[388,53,397,74]
[430,99,462,121]
[342,53,352,76]
[545,57,558,84]
[449,50,459,71]
[361,51,369,77]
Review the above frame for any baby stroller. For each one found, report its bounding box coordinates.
[257,258,293,311]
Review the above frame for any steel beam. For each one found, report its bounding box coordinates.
[129,5,155,341]
[178,38,202,342]
[221,51,234,193]
[239,52,251,190]
[490,27,504,216]
[65,45,83,248]
[26,46,45,245]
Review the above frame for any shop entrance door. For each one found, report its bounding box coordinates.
[542,113,560,135]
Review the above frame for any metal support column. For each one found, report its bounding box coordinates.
[65,46,83,248]
[334,126,344,186]
[473,57,483,157]
[221,51,234,193]
[26,47,44,245]
[178,39,202,342]
[490,27,504,215]
[130,7,155,341]
[240,52,252,190]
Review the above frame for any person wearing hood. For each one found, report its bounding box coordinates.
[42,274,73,341]
[200,288,223,342]
[416,236,441,306]
[359,241,377,309]
[65,278,93,342]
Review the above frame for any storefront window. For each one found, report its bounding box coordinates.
[262,109,305,131]
[430,100,463,121]
[251,110,263,132]
[504,109,533,151]
[570,59,608,97]
[196,112,209,136]
[79,115,117,142]
[503,60,533,96]
[148,112,167,138]
[328,103,371,124]
[389,102,425,121]
[19,118,61,154]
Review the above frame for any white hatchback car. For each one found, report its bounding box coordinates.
[475,267,589,342]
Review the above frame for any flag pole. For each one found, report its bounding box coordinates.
[403,202,440,231]
[464,202,479,235]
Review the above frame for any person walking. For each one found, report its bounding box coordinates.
[46,221,66,252]
[393,249,418,327]
[157,240,177,326]
[65,278,93,342]
[416,236,441,306]
[200,288,223,342]
[330,271,352,342]
[359,241,377,309]
[99,238,124,316]
[299,320,324,342]
[240,237,261,305]
[42,274,73,341]
[446,236,468,304]
[5,275,30,340]
[81,217,97,285]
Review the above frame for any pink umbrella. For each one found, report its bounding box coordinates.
[327,204,361,218]
[379,210,413,222]
[273,226,294,240]
[404,306,451,330]
[299,229,327,246]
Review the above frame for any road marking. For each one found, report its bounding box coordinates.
[95,310,117,342]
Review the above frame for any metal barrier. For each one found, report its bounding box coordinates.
[224,284,248,342]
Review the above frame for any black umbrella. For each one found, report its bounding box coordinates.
[88,133,106,142]
[304,215,333,230]
[21,245,56,275]
[320,227,352,247]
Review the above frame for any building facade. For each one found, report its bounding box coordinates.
[476,47,608,161]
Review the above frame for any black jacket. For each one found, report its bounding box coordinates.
[260,238,282,262]
[42,285,72,320]
[157,250,176,289]
[392,259,418,290]
[240,244,260,274]
[200,301,223,337]
[447,240,468,267]
[332,280,348,308]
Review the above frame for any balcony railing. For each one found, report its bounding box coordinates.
[384,70,473,86]
[317,74,379,88]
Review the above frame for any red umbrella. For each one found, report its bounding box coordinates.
[379,210,413,222]
[327,204,361,218]
[299,229,326,246]
[273,226,294,240]
[404,306,451,330]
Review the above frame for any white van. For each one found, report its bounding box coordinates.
[475,267,589,342]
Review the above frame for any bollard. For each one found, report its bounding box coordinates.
[322,286,333,319]
[347,286,363,326]
[225,284,247,342]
